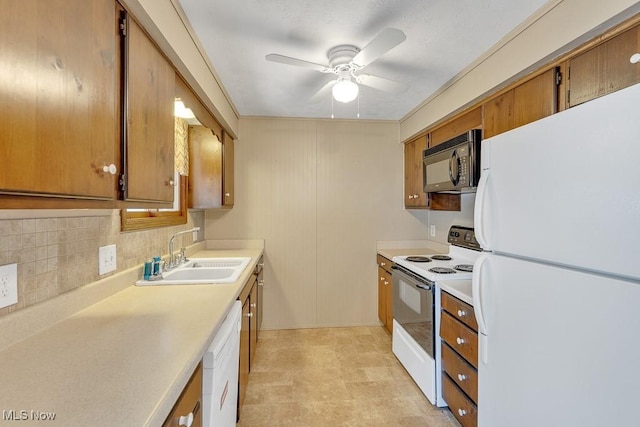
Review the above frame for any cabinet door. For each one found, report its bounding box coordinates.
[383,269,393,335]
[483,91,514,139]
[430,107,482,147]
[238,298,250,411]
[404,135,427,208]
[568,25,640,107]
[0,0,117,200]
[188,126,222,209]
[484,69,557,138]
[249,280,258,367]
[377,267,387,327]
[222,132,235,207]
[163,363,202,427]
[124,15,175,204]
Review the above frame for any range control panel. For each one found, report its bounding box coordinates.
[448,225,481,251]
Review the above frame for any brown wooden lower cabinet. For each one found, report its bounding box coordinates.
[376,255,393,334]
[440,291,478,426]
[443,374,477,427]
[163,363,203,427]
[237,271,260,419]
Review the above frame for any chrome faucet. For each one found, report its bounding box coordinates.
[167,227,200,270]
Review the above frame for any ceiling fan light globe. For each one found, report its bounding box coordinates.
[332,79,359,103]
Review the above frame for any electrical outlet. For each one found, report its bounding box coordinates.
[99,244,117,275]
[0,263,18,309]
[430,225,436,237]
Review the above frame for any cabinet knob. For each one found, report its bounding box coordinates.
[457,373,468,382]
[166,178,176,186]
[408,195,414,199]
[413,194,419,198]
[380,262,386,267]
[630,53,640,64]
[250,302,256,308]
[258,279,264,286]
[457,309,467,318]
[380,277,385,282]
[225,192,231,197]
[245,312,254,318]
[456,337,465,345]
[178,412,194,427]
[458,409,467,417]
[102,163,117,175]
[384,280,390,285]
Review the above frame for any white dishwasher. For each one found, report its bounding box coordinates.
[202,301,241,427]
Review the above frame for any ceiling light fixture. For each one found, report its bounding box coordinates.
[332,78,359,103]
[174,99,195,119]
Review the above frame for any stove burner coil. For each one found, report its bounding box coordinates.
[455,264,474,272]
[428,267,457,274]
[406,256,431,262]
[431,255,452,261]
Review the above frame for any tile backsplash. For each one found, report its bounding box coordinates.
[0,210,205,318]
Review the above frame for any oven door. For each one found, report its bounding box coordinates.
[392,265,435,358]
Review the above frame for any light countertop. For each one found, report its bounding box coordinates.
[376,240,449,261]
[0,247,263,426]
[439,280,473,306]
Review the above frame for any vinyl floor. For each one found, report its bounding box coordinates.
[237,326,458,426]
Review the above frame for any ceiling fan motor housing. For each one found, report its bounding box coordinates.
[327,45,360,69]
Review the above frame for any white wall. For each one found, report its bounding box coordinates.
[205,118,430,329]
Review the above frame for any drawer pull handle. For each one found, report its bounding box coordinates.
[457,374,468,382]
[381,262,386,267]
[458,409,467,417]
[457,309,467,317]
[456,337,465,345]
[178,412,194,427]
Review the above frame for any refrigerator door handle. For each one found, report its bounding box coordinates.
[472,253,489,336]
[473,253,490,364]
[474,171,490,249]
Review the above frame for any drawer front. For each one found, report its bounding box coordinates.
[376,254,392,274]
[441,343,478,403]
[441,291,477,331]
[443,374,477,427]
[440,312,478,368]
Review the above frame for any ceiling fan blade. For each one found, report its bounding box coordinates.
[351,28,406,68]
[265,54,332,73]
[357,74,407,93]
[310,80,336,103]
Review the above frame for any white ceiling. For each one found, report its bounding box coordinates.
[177,0,550,120]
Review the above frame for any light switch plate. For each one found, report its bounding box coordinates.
[0,263,18,309]
[430,225,436,237]
[99,244,117,275]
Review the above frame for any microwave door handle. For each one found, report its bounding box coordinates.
[449,150,460,186]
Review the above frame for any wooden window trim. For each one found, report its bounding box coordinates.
[120,176,188,231]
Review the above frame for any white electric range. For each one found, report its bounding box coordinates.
[391,225,481,407]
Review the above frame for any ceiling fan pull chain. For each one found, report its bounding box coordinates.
[331,96,334,119]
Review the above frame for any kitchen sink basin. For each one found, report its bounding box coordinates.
[136,257,251,285]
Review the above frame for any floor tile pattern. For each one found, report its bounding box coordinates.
[238,327,458,426]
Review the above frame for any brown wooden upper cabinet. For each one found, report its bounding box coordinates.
[0,0,119,201]
[567,25,640,108]
[404,135,428,208]
[483,68,558,139]
[222,132,235,208]
[121,11,175,205]
[179,75,234,210]
[430,107,482,147]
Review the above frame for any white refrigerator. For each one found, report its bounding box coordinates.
[473,82,640,427]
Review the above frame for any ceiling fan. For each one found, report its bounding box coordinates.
[265,28,408,103]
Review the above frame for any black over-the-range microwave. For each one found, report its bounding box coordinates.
[422,129,482,194]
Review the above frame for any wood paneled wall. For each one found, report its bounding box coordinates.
[204,118,432,329]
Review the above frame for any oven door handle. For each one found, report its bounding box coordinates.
[415,283,432,291]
